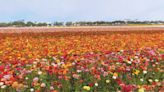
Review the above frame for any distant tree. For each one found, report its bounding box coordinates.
[11,20,26,27]
[0,23,9,27]
[66,22,73,26]
[26,21,36,27]
[53,22,64,26]
[36,22,48,26]
[0,20,164,27]
[112,20,126,25]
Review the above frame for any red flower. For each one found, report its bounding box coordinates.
[121,84,134,92]
[88,83,94,87]
[0,65,5,72]
[116,78,123,85]
[0,74,3,79]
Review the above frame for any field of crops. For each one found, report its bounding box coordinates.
[0,28,164,92]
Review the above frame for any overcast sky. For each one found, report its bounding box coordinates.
[0,0,164,22]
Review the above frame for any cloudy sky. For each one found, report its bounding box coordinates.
[0,0,163,22]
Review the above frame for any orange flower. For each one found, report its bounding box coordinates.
[12,82,19,88]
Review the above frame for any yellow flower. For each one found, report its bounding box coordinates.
[106,80,110,83]
[133,70,140,75]
[83,86,90,91]
[0,51,3,54]
[56,59,60,63]
[138,87,144,92]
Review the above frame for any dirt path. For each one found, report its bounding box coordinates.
[0,26,164,33]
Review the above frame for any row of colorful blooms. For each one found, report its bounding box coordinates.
[0,47,163,92]
[0,31,163,61]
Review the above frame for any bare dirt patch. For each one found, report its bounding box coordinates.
[0,26,164,33]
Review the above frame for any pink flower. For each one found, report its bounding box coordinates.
[72,74,80,79]
[103,72,108,77]
[148,50,156,56]
[33,77,39,82]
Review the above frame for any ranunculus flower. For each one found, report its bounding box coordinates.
[41,83,46,87]
[83,86,90,91]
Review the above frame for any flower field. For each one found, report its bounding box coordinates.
[0,29,164,92]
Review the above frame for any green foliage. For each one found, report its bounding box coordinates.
[0,20,164,27]
[53,22,64,26]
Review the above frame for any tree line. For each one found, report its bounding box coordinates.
[0,20,164,27]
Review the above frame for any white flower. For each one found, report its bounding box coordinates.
[50,86,54,90]
[120,50,124,52]
[30,88,34,92]
[143,70,147,74]
[53,57,56,60]
[148,79,153,82]
[77,70,82,73]
[38,71,43,75]
[106,80,110,83]
[95,83,98,86]
[0,82,4,86]
[35,58,39,61]
[33,61,37,65]
[25,77,29,80]
[1,85,6,89]
[72,62,76,65]
[51,63,56,66]
[127,61,132,64]
[155,79,159,82]
[42,58,47,62]
[140,78,144,82]
[126,68,131,71]
[134,56,138,59]
[112,76,117,79]
[57,63,61,66]
[24,85,28,88]
[116,62,120,65]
